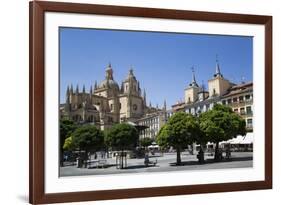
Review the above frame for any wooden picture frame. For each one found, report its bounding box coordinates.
[29,1,272,204]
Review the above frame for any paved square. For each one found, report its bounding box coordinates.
[60,151,253,177]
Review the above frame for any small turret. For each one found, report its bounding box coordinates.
[143,88,146,106]
[70,84,73,94]
[90,85,93,94]
[75,84,79,95]
[82,84,85,93]
[163,99,167,111]
[105,62,113,80]
[94,80,97,90]
[65,85,71,111]
[66,85,70,96]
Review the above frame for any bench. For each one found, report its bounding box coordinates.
[97,159,107,168]
[87,159,108,168]
[144,159,157,167]
[87,160,99,168]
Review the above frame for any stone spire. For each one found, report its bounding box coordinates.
[65,85,70,111]
[75,84,79,94]
[66,85,70,104]
[90,85,93,94]
[66,85,70,95]
[128,68,134,78]
[189,66,199,87]
[214,55,223,77]
[94,80,97,90]
[105,62,113,80]
[82,84,85,93]
[201,80,206,92]
[70,84,73,94]
[143,88,146,105]
[163,99,167,111]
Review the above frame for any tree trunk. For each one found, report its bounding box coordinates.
[176,148,181,165]
[121,150,124,169]
[214,142,220,161]
[60,149,64,167]
[198,145,205,164]
[84,150,88,168]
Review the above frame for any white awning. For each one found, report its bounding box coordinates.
[221,133,253,144]
[148,145,159,148]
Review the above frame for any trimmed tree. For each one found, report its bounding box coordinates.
[63,136,74,151]
[195,116,209,163]
[200,104,246,161]
[156,112,199,165]
[139,137,153,150]
[105,123,138,169]
[71,125,104,167]
[60,119,77,166]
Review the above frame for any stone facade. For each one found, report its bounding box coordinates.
[60,64,155,130]
[135,101,173,140]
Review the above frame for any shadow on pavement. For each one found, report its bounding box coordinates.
[88,164,116,169]
[124,164,159,170]
[169,156,253,166]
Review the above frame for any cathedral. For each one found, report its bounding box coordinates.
[60,63,158,130]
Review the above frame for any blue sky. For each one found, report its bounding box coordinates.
[60,27,253,109]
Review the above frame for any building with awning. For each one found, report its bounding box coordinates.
[219,133,254,151]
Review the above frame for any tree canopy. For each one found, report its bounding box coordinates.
[60,119,77,165]
[63,136,74,151]
[71,125,104,152]
[199,104,246,160]
[105,123,138,151]
[60,119,77,148]
[156,112,199,164]
[139,137,153,148]
[200,104,246,143]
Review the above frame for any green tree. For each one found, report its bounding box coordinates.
[105,123,138,169]
[194,117,209,163]
[63,136,74,151]
[200,104,246,161]
[60,119,77,166]
[139,137,153,149]
[72,125,104,167]
[156,112,199,165]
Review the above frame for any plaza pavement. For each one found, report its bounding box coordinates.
[60,151,253,177]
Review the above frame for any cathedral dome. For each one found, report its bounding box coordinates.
[97,63,119,90]
[98,79,119,89]
[124,68,136,82]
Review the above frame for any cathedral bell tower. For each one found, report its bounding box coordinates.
[119,67,144,122]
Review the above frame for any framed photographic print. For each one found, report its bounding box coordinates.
[29,1,272,204]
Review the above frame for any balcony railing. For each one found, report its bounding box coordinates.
[240,111,253,117]
[228,100,253,107]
